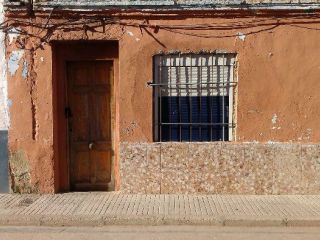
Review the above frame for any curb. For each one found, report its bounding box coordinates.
[286,218,320,227]
[1,215,320,227]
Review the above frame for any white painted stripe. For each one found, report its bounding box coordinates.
[0,0,9,131]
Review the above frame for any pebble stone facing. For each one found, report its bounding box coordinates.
[120,143,320,194]
[1,193,320,226]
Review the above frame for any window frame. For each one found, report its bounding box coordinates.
[152,52,237,142]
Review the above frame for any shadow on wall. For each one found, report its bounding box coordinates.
[0,130,8,193]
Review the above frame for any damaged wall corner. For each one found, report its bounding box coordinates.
[9,150,39,193]
[0,0,9,193]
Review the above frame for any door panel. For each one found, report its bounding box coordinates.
[67,61,113,191]
[74,151,90,183]
[71,94,89,141]
[71,62,89,86]
[91,151,112,182]
[93,94,111,140]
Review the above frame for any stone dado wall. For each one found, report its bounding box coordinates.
[120,143,320,194]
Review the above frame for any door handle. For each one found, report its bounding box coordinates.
[89,142,94,150]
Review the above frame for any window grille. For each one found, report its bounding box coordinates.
[151,53,237,142]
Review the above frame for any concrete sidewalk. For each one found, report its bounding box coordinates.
[1,193,320,227]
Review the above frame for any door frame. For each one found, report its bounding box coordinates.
[52,41,119,192]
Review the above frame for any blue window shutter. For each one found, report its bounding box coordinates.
[161,96,229,141]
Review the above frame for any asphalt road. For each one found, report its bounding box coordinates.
[0,226,320,240]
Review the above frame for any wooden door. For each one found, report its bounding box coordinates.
[67,61,113,191]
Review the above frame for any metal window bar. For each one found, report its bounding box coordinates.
[222,54,225,141]
[189,54,192,141]
[169,55,172,141]
[153,54,236,142]
[228,64,234,139]
[159,55,162,141]
[210,55,215,141]
[161,123,235,126]
[210,54,214,141]
[148,82,238,87]
[178,53,182,141]
[199,56,202,140]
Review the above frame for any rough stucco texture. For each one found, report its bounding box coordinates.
[5,15,320,193]
[120,143,320,194]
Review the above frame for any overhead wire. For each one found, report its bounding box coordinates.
[0,11,320,49]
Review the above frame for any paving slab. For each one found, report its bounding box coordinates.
[0,193,320,227]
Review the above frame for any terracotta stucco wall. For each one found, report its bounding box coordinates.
[5,14,320,192]
[117,17,320,143]
[7,40,54,192]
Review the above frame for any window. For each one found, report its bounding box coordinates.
[151,53,237,142]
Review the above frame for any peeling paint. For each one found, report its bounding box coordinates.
[127,31,134,37]
[238,32,246,41]
[0,2,7,190]
[271,114,278,124]
[271,114,281,130]
[7,27,21,45]
[7,50,24,76]
[0,0,9,132]
[7,99,12,107]
[22,60,28,79]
